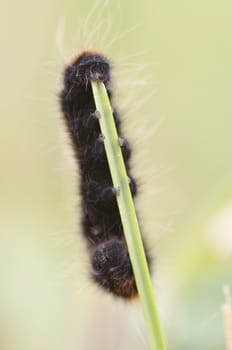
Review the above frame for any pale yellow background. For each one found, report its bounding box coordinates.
[0,1,231,349]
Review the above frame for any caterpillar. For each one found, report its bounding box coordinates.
[60,51,150,298]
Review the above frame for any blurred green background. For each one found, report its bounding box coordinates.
[0,0,231,349]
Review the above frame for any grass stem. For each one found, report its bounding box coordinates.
[91,81,167,350]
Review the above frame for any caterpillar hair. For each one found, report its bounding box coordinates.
[60,50,150,298]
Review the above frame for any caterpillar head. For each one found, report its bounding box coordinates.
[65,51,111,88]
[91,239,137,299]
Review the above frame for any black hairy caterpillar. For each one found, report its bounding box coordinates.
[60,51,150,298]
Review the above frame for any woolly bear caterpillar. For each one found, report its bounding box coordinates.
[59,50,151,298]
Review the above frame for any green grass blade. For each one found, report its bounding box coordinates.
[91,81,167,350]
